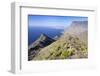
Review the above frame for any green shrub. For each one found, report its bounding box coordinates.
[60,50,69,59]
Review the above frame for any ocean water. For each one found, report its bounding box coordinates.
[28,26,64,45]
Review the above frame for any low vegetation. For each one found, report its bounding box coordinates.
[33,33,88,60]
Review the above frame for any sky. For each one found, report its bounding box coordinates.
[28,15,88,29]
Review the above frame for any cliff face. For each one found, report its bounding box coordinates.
[64,21,88,42]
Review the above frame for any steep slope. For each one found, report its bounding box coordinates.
[28,33,55,60]
[33,21,88,60]
[33,33,87,60]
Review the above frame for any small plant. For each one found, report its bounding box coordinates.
[60,50,69,59]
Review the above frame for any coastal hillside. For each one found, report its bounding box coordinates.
[32,21,88,60]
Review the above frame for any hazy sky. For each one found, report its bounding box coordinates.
[28,15,88,29]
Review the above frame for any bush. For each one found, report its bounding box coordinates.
[60,47,75,59]
[60,50,69,59]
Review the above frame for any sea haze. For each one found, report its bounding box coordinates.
[28,26,63,45]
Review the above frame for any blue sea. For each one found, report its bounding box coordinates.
[28,26,64,45]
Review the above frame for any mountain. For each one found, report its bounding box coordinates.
[64,21,88,35]
[28,26,63,45]
[28,33,55,61]
[64,21,88,42]
[32,21,88,60]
